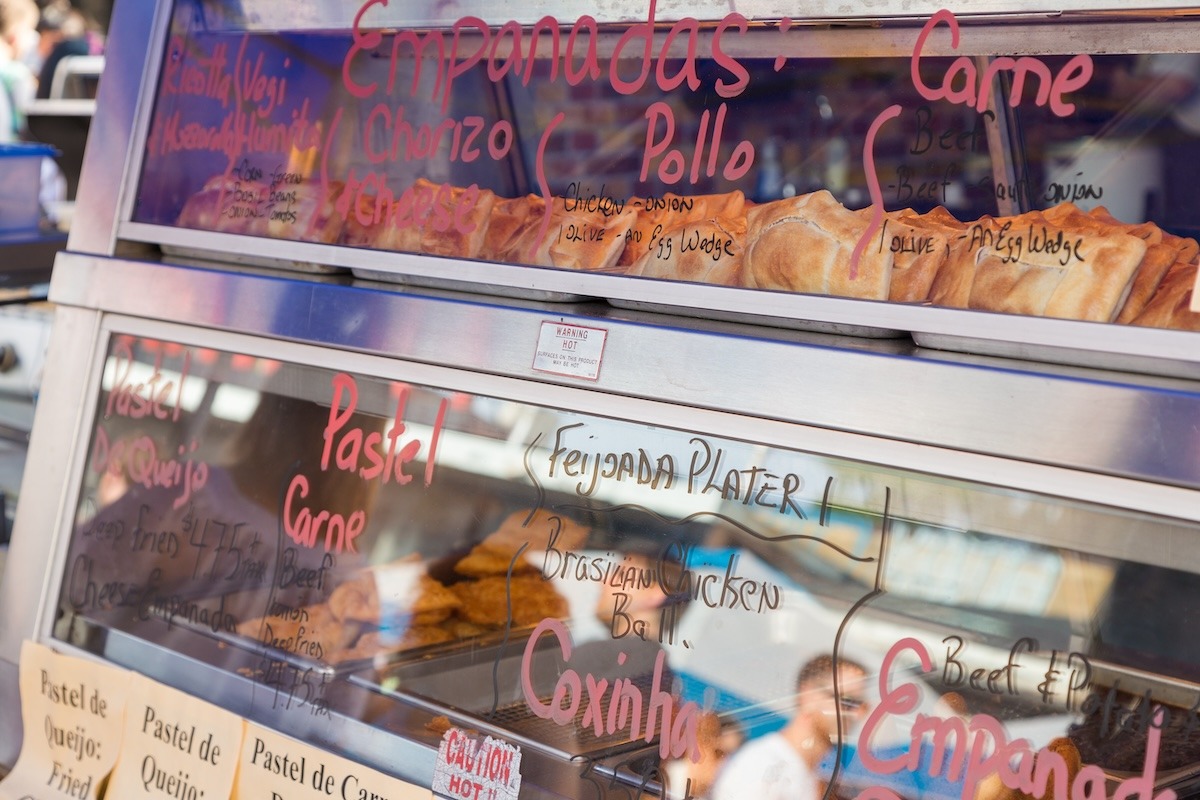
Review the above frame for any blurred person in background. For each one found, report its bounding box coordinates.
[711,654,869,800]
[35,0,102,99]
[662,712,744,799]
[0,0,38,141]
[1109,54,1200,235]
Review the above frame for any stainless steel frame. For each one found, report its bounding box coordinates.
[45,253,1200,492]
[8,0,1200,785]
[11,300,1200,784]
[190,0,1200,29]
[102,4,1200,377]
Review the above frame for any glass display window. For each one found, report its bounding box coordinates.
[116,0,1200,364]
[48,324,1200,798]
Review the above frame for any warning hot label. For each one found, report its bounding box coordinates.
[431,729,521,800]
[532,321,608,381]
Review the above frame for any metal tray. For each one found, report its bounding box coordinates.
[348,260,1200,377]
[908,310,1200,381]
[603,278,1200,379]
[607,296,908,338]
[138,589,476,678]
[351,266,594,303]
[348,627,668,763]
[161,233,1200,378]
[161,243,347,275]
[1068,657,1200,795]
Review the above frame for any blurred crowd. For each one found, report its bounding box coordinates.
[0,0,105,142]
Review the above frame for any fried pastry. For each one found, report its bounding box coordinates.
[451,574,568,628]
[454,509,590,577]
[440,617,490,639]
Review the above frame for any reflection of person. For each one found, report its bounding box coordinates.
[710,654,869,800]
[0,0,38,140]
[1110,55,1200,232]
[66,378,383,633]
[551,548,691,784]
[35,0,103,100]
[663,712,744,800]
[1113,55,1200,134]
[569,549,686,678]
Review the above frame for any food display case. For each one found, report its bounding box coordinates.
[4,1,1200,799]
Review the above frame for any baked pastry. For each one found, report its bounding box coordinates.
[177,172,344,245]
[958,211,1147,321]
[867,206,960,304]
[454,509,590,578]
[478,193,549,263]
[450,574,568,628]
[1130,257,1200,331]
[1115,232,1196,324]
[627,214,746,286]
[538,198,637,272]
[419,182,497,259]
[266,179,344,244]
[344,178,497,259]
[177,173,271,236]
[741,190,893,300]
[620,191,748,268]
[340,188,382,249]
[1041,204,1196,324]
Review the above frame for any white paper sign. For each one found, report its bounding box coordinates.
[233,722,431,800]
[532,322,607,381]
[105,673,244,800]
[0,641,131,800]
[431,729,521,800]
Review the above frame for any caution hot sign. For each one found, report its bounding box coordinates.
[431,729,521,800]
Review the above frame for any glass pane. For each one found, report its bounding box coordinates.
[53,331,1200,797]
[132,2,1200,333]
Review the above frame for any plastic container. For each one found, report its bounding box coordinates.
[0,143,56,232]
